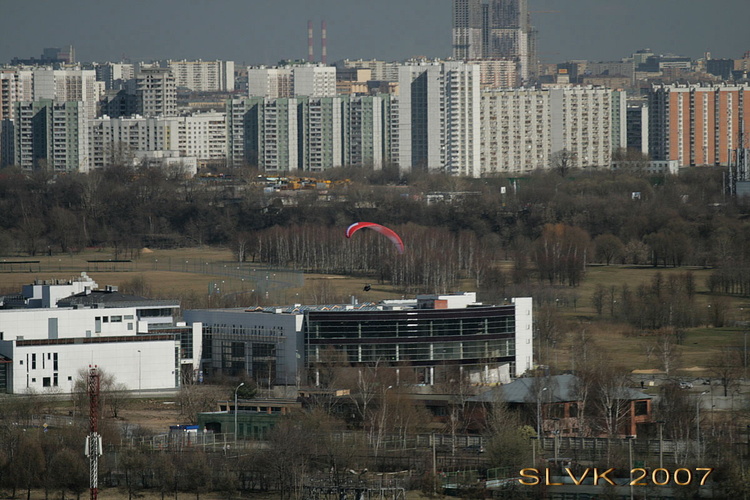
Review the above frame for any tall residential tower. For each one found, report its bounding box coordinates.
[452,0,535,80]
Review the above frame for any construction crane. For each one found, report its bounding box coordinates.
[85,366,102,500]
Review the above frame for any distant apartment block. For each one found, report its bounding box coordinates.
[481,86,621,174]
[481,88,550,174]
[89,111,226,170]
[247,64,336,98]
[298,97,343,172]
[227,95,388,172]
[398,61,481,177]
[342,95,383,169]
[626,101,649,154]
[168,59,235,92]
[94,62,135,90]
[13,99,88,172]
[469,59,519,88]
[136,67,176,117]
[648,83,750,166]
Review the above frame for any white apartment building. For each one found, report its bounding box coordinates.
[136,67,176,117]
[247,64,336,98]
[481,88,550,174]
[168,59,235,92]
[177,111,227,161]
[247,67,293,99]
[481,86,619,174]
[88,115,180,169]
[398,61,481,177]
[89,112,225,170]
[469,59,519,89]
[336,59,400,82]
[549,86,614,169]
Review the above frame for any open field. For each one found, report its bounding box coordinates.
[1,246,746,376]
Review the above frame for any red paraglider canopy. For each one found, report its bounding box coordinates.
[345,222,405,254]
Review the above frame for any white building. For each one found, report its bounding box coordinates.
[177,111,227,162]
[0,274,201,394]
[481,86,622,174]
[185,293,533,388]
[481,88,550,174]
[168,59,235,92]
[89,112,225,170]
[88,114,180,169]
[398,61,481,177]
[247,64,336,98]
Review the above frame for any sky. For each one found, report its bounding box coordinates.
[1,0,748,66]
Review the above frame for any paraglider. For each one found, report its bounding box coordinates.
[345,222,405,254]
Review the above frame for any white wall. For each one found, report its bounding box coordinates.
[513,297,534,377]
[1,338,178,394]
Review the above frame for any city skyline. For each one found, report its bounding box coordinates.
[1,0,748,65]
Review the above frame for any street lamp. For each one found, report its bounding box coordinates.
[697,391,708,459]
[536,387,548,438]
[656,421,665,469]
[234,382,244,448]
[625,436,635,500]
[137,350,141,396]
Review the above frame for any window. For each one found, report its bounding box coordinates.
[43,377,51,387]
[111,316,122,323]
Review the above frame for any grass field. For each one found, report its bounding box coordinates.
[1,246,746,377]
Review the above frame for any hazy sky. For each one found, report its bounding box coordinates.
[1,0,748,65]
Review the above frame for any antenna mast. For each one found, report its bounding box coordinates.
[86,366,102,500]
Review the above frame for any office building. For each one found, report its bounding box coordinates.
[648,83,750,166]
[0,273,201,394]
[185,293,533,388]
[398,61,481,177]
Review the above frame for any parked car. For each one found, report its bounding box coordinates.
[679,381,693,389]
[463,444,485,454]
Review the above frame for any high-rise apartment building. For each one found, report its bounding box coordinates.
[398,61,481,177]
[95,62,135,90]
[227,97,299,171]
[298,97,343,172]
[342,95,384,169]
[247,64,336,98]
[88,115,180,169]
[453,0,535,80]
[13,99,88,172]
[136,67,176,117]
[481,86,619,174]
[648,83,750,166]
[168,60,235,92]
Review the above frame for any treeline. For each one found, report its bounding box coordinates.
[1,164,749,291]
